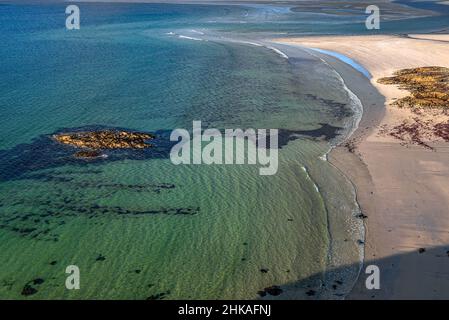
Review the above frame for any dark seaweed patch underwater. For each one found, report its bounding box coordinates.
[0,124,341,182]
[0,123,341,243]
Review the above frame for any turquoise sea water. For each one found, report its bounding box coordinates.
[0,1,447,299]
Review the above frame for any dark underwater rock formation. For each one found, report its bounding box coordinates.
[258,285,283,297]
[74,150,103,158]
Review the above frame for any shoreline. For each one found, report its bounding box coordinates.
[300,47,384,299]
[264,41,375,299]
[274,34,449,299]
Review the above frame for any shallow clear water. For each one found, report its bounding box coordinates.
[0,2,446,299]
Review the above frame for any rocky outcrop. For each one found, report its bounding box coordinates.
[54,130,154,150]
[378,66,449,110]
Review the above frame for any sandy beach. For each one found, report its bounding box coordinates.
[274,34,449,299]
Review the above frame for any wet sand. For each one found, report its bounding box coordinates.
[274,35,449,299]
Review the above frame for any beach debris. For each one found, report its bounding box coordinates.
[383,118,437,150]
[434,122,449,141]
[344,139,357,153]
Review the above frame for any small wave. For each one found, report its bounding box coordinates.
[240,41,263,47]
[266,46,289,59]
[178,35,203,41]
[190,29,205,35]
[304,48,363,146]
[301,166,320,193]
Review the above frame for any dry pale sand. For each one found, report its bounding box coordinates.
[275,35,449,299]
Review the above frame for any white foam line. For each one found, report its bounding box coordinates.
[266,46,289,59]
[239,40,263,47]
[304,48,363,146]
[238,41,288,59]
[178,35,203,41]
[301,166,320,193]
[190,29,205,35]
[299,46,366,298]
[319,153,328,161]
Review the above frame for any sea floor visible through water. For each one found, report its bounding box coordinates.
[1,1,447,299]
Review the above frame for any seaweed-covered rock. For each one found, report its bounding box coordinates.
[54,130,154,150]
[378,66,449,110]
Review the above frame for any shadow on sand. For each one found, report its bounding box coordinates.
[257,244,449,300]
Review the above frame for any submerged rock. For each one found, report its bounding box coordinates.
[96,254,106,261]
[74,150,103,159]
[21,284,37,296]
[305,289,316,296]
[258,285,283,297]
[265,286,283,296]
[257,290,267,297]
[21,278,45,296]
[146,290,170,300]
